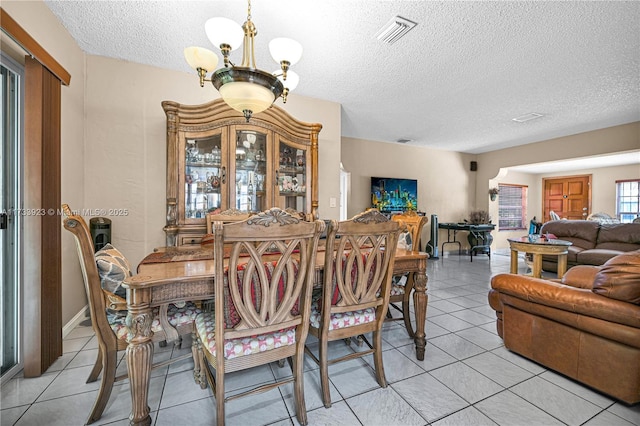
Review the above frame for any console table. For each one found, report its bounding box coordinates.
[439,222,496,261]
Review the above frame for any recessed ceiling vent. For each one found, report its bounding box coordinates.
[396,138,412,144]
[512,112,544,123]
[375,16,418,44]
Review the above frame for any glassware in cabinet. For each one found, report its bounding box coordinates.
[233,129,268,213]
[163,99,320,247]
[184,134,224,220]
[276,138,308,212]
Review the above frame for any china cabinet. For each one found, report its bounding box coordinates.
[162,99,321,246]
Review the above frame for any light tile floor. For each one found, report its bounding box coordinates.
[2,252,639,425]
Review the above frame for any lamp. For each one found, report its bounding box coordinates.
[184,0,302,122]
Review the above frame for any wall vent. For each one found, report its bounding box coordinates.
[375,16,417,44]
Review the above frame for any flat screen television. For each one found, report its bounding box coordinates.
[371,177,418,212]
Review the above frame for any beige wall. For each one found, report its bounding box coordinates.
[2,1,87,325]
[343,125,639,254]
[484,124,640,251]
[476,122,640,213]
[341,137,477,247]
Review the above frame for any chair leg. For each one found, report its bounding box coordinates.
[192,332,207,389]
[292,350,308,425]
[86,347,117,424]
[319,337,332,408]
[215,366,225,426]
[86,348,103,383]
[372,330,387,389]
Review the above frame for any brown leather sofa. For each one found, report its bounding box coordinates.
[489,250,640,404]
[539,220,640,272]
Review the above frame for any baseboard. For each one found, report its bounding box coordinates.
[62,305,89,338]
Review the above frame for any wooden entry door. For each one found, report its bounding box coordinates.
[543,175,591,221]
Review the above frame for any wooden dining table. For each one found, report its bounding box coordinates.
[122,246,428,426]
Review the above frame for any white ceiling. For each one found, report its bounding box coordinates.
[44,0,639,156]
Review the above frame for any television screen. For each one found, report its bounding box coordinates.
[371,177,418,212]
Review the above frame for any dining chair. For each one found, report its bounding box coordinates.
[389,211,427,337]
[205,208,251,234]
[62,204,200,424]
[193,207,325,425]
[305,209,400,408]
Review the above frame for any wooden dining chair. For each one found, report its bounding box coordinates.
[389,211,428,337]
[205,208,251,233]
[305,209,400,408]
[62,204,200,424]
[193,207,325,426]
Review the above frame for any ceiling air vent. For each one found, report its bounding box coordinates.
[375,16,417,44]
[512,113,544,123]
[396,138,412,144]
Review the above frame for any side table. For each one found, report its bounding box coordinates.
[507,237,572,279]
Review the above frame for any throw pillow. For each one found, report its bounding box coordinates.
[397,231,413,251]
[592,250,640,305]
[95,243,132,298]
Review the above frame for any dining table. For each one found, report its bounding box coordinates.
[122,245,428,426]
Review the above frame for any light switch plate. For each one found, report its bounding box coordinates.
[329,197,337,208]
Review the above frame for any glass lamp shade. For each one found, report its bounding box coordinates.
[184,46,219,71]
[212,68,284,116]
[275,69,299,91]
[205,17,244,50]
[219,82,276,115]
[269,38,303,65]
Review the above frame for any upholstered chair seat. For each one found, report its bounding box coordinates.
[109,302,201,340]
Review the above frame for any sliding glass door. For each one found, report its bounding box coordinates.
[1,54,23,380]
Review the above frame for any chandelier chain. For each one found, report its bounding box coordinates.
[247,0,252,21]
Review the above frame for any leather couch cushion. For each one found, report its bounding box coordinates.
[540,220,599,250]
[576,249,623,266]
[595,223,640,251]
[592,250,640,305]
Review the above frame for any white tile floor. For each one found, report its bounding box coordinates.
[2,252,640,425]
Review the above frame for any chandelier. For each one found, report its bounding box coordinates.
[184,0,302,122]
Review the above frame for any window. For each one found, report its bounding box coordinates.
[616,179,640,223]
[498,184,527,230]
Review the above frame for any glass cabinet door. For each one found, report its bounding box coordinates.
[276,137,309,213]
[184,134,225,221]
[233,129,268,213]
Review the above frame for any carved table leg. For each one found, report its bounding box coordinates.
[412,259,428,361]
[126,287,154,426]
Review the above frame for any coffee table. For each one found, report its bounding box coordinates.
[507,237,572,279]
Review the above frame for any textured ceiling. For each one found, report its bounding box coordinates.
[44,0,639,154]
